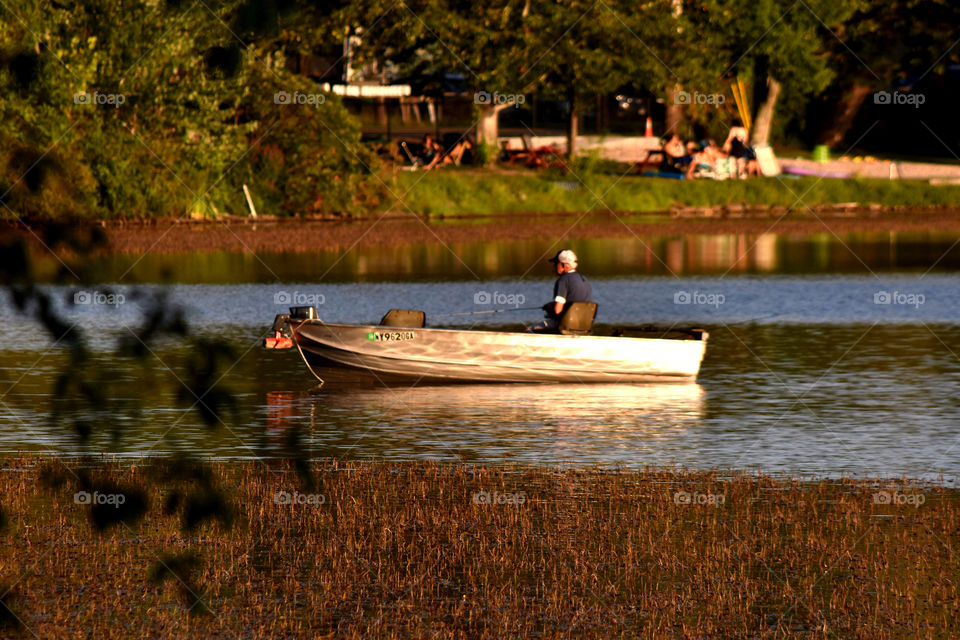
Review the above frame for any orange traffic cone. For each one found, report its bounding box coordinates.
[644,116,653,138]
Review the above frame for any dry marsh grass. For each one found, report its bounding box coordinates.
[0,456,957,638]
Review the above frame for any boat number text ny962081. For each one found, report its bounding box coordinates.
[366,331,415,342]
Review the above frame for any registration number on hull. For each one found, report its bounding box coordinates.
[366,331,415,342]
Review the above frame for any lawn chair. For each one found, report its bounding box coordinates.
[399,140,421,169]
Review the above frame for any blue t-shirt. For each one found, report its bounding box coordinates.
[553,271,592,305]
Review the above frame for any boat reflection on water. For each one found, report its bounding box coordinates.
[264,368,706,466]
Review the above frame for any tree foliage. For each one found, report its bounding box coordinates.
[0,0,381,219]
[3,0,959,218]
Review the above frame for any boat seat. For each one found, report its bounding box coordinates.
[558,302,597,335]
[379,308,426,328]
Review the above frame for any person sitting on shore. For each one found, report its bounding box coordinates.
[660,135,694,174]
[439,135,473,167]
[722,120,759,178]
[420,134,443,170]
[685,140,727,179]
[421,134,474,170]
[527,249,593,333]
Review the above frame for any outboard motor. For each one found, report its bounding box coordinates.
[264,313,293,349]
[264,306,319,349]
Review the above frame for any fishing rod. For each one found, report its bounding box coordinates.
[432,306,544,318]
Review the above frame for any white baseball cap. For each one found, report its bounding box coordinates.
[548,249,578,266]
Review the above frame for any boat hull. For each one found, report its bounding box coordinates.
[291,321,707,383]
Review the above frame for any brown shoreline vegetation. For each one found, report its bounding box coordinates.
[7,205,960,256]
[0,456,957,638]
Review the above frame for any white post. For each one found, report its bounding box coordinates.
[242,184,258,218]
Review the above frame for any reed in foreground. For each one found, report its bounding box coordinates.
[0,456,956,638]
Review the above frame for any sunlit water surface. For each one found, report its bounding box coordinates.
[2,269,959,479]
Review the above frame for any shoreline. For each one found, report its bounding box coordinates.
[9,205,960,255]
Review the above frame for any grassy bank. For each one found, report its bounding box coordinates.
[1,456,957,638]
[7,163,960,221]
[388,170,960,217]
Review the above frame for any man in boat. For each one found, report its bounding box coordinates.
[527,249,593,333]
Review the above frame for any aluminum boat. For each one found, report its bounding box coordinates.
[266,306,708,384]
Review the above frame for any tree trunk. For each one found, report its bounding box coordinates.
[818,83,872,148]
[664,84,684,137]
[749,76,781,147]
[476,103,500,165]
[567,85,578,160]
[477,102,518,165]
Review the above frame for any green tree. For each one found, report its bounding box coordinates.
[340,0,541,158]
[0,0,380,219]
[521,0,681,157]
[346,0,684,159]
[681,0,858,147]
[817,0,960,148]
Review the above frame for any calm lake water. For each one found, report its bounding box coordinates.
[3,229,960,478]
